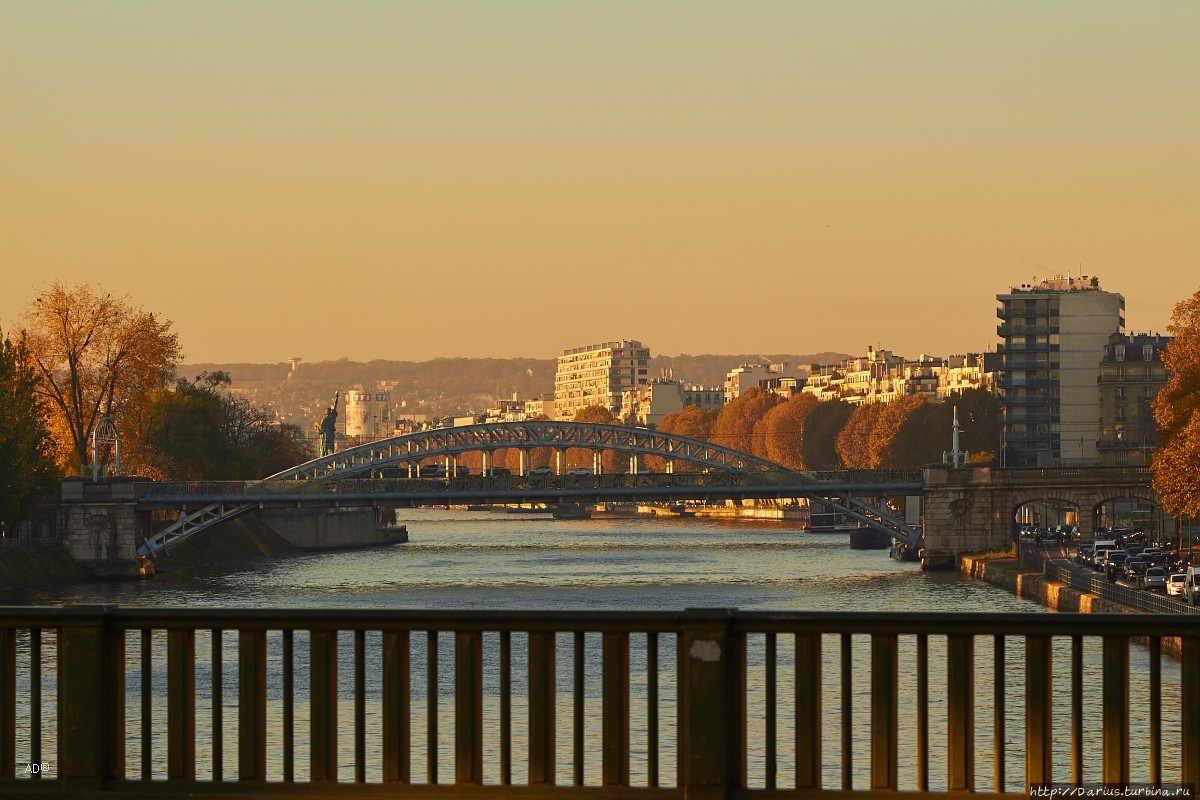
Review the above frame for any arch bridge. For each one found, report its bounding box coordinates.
[920,464,1161,569]
[137,421,926,558]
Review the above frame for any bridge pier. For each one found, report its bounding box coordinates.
[921,466,1011,571]
[58,478,146,578]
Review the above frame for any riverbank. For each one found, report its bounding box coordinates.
[0,545,88,593]
[960,552,1184,657]
[960,553,1133,613]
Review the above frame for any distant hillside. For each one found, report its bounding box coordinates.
[181,352,852,425]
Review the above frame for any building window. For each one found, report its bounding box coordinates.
[1115,346,1125,361]
[1116,450,1128,466]
[1116,387,1125,401]
[1116,406,1126,422]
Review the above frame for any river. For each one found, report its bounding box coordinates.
[3,509,1185,790]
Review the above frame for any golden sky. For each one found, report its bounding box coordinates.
[2,1,1197,364]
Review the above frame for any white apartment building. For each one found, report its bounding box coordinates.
[619,380,724,427]
[344,387,392,440]
[554,340,651,420]
[803,347,995,406]
[724,363,789,403]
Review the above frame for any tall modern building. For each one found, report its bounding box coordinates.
[996,275,1125,467]
[554,340,650,420]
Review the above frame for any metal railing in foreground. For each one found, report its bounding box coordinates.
[1,607,1198,798]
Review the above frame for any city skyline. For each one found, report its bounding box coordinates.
[2,2,1197,363]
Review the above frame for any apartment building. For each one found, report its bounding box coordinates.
[554,340,651,420]
[620,380,724,427]
[996,275,1125,467]
[1096,332,1170,466]
[724,363,790,403]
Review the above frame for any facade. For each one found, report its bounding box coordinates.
[1096,332,1170,466]
[619,380,724,427]
[554,340,650,420]
[724,363,789,403]
[996,275,1125,467]
[802,347,994,406]
[523,395,555,420]
[344,387,392,440]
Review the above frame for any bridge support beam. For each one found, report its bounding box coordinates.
[921,466,1010,571]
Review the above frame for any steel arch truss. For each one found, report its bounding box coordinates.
[138,501,258,558]
[267,421,802,481]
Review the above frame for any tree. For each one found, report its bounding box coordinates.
[1153,288,1200,517]
[646,405,720,471]
[758,393,820,469]
[801,399,853,469]
[710,388,782,457]
[572,405,623,472]
[127,372,311,480]
[836,402,883,468]
[21,283,182,474]
[0,328,60,532]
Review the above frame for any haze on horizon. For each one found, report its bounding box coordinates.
[2,2,1196,365]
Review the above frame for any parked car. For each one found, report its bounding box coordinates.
[529,466,555,476]
[487,466,512,477]
[566,467,592,477]
[1166,573,1187,597]
[1143,567,1167,592]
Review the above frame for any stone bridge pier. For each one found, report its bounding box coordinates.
[920,465,1165,571]
[58,478,148,578]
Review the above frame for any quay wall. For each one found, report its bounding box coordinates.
[960,553,1182,656]
[0,545,88,593]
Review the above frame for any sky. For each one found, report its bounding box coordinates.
[2,1,1197,364]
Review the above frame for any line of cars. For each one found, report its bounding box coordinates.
[1073,537,1198,599]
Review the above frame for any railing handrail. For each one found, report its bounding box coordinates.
[2,604,1198,634]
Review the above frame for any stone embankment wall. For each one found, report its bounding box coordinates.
[0,545,88,594]
[960,554,1182,656]
[960,554,1134,614]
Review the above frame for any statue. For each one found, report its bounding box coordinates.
[315,391,339,457]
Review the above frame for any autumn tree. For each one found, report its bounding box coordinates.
[710,388,782,457]
[21,283,182,474]
[0,328,60,532]
[836,402,883,468]
[757,393,820,469]
[127,372,311,480]
[1153,288,1200,517]
[644,405,719,471]
[801,399,853,469]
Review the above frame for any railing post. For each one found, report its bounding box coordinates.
[528,631,556,786]
[1025,635,1053,788]
[680,609,745,799]
[0,626,14,780]
[311,630,339,782]
[57,607,123,790]
[794,633,822,790]
[947,634,974,791]
[870,633,898,791]
[1102,636,1130,786]
[455,631,483,785]
[167,629,196,780]
[238,630,267,781]
[1182,636,1200,791]
[602,631,630,787]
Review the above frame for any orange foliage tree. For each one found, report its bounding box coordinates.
[757,393,820,469]
[645,405,719,470]
[21,283,183,474]
[1153,288,1200,518]
[710,388,782,458]
[836,395,927,469]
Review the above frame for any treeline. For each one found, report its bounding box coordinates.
[0,284,312,532]
[656,387,1001,470]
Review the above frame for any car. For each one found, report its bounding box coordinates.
[487,466,512,477]
[1124,545,1144,559]
[1103,551,1128,580]
[1074,545,1093,565]
[529,466,555,476]
[1167,573,1187,597]
[1143,567,1167,592]
[419,464,441,477]
[1123,558,1149,582]
[566,468,592,477]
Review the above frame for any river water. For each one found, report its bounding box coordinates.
[4,509,1185,790]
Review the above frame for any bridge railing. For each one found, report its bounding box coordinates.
[2,607,1198,797]
[131,470,927,501]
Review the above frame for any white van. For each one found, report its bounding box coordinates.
[1091,540,1117,569]
[1185,565,1200,605]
